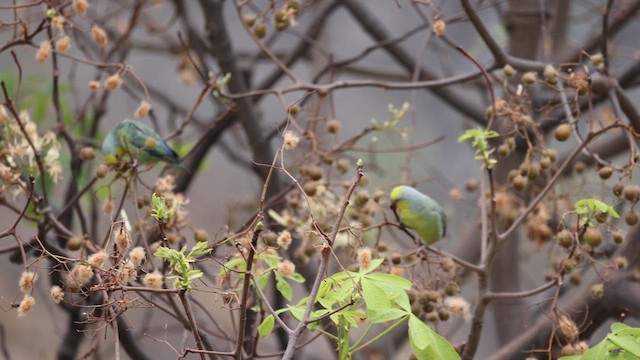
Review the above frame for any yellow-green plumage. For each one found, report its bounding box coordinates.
[101,119,185,170]
[390,185,446,245]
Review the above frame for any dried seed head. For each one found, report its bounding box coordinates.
[87,251,109,269]
[104,74,122,90]
[558,315,579,339]
[134,101,151,119]
[91,25,108,47]
[128,246,146,265]
[276,260,295,277]
[36,41,52,63]
[115,228,131,251]
[357,247,372,269]
[72,0,90,16]
[433,19,446,36]
[55,35,71,52]
[19,271,37,293]
[143,271,163,289]
[277,230,292,249]
[283,131,300,149]
[88,80,100,91]
[50,285,64,304]
[17,295,35,317]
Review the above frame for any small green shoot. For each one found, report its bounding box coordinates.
[154,241,212,290]
[575,198,619,226]
[458,127,500,169]
[150,193,174,221]
[371,102,410,129]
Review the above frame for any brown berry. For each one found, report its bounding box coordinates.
[613,181,625,197]
[465,178,479,192]
[591,283,604,298]
[194,229,209,243]
[598,166,613,180]
[79,146,96,160]
[623,184,640,202]
[522,71,537,85]
[326,119,341,133]
[306,166,323,181]
[96,164,109,178]
[303,182,318,197]
[253,22,266,39]
[612,231,624,244]
[625,210,639,226]
[438,309,450,321]
[243,13,257,27]
[66,236,84,251]
[553,124,571,141]
[512,174,528,191]
[583,227,602,247]
[557,230,573,248]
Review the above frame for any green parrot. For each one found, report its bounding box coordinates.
[390,185,446,245]
[101,119,185,169]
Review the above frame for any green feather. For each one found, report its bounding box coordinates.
[390,185,446,245]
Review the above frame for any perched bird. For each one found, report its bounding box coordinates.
[101,119,185,169]
[389,185,446,245]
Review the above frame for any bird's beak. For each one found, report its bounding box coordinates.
[390,202,397,211]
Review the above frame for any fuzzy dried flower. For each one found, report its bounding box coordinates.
[277,230,292,249]
[134,101,151,119]
[17,295,35,317]
[117,259,137,283]
[115,228,131,251]
[283,131,300,149]
[50,286,64,304]
[36,41,52,63]
[19,271,37,293]
[357,247,372,269]
[143,271,163,289]
[51,16,65,30]
[104,74,122,90]
[88,80,100,90]
[92,25,108,47]
[87,251,109,269]
[129,246,146,265]
[55,35,71,52]
[72,0,90,16]
[276,261,295,277]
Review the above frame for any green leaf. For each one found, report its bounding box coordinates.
[288,305,305,321]
[365,273,412,290]
[288,273,306,283]
[361,279,391,310]
[359,258,384,273]
[276,275,293,301]
[256,272,270,290]
[367,307,406,323]
[258,315,275,337]
[409,315,460,360]
[607,333,640,356]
